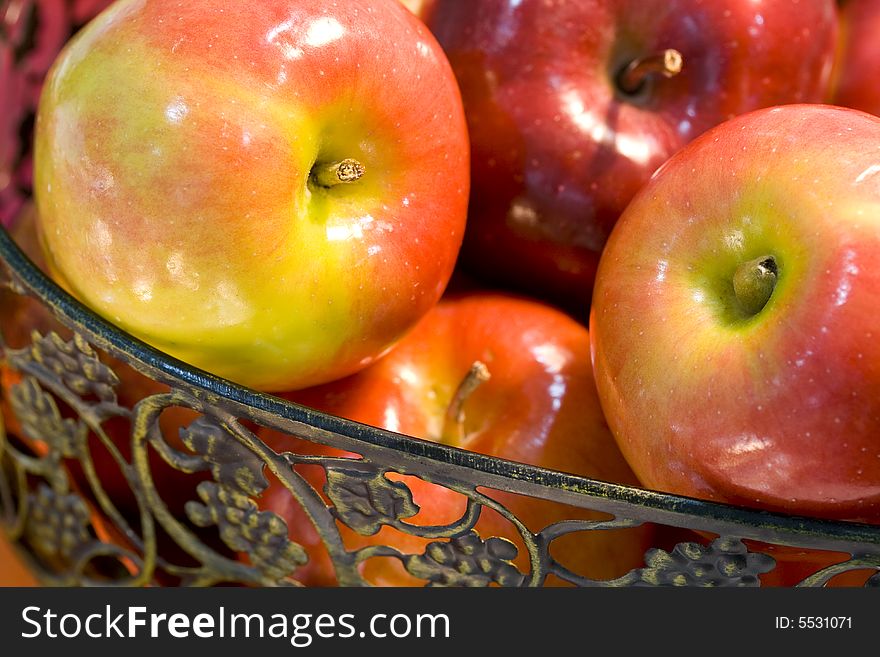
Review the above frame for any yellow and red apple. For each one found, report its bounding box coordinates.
[32,0,470,392]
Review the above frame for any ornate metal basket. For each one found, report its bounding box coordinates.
[2,0,879,588]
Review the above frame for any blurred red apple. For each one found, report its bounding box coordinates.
[423,0,839,308]
[831,0,880,116]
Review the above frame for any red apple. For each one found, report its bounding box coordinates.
[423,0,839,307]
[258,292,654,586]
[590,104,880,524]
[32,0,469,392]
[831,0,880,116]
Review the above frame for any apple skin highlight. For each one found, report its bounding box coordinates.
[33,0,470,391]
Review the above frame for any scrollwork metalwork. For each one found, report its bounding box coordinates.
[25,483,92,559]
[2,239,880,587]
[325,465,421,537]
[405,532,524,588]
[185,481,308,584]
[9,375,88,459]
[615,537,776,587]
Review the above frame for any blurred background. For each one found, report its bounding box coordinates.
[0,0,116,590]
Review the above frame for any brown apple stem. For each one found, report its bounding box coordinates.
[311,158,365,188]
[617,48,683,95]
[733,255,778,316]
[440,361,491,445]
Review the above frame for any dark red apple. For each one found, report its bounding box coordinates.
[831,0,880,116]
[423,0,839,308]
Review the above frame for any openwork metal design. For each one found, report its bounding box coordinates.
[2,228,880,587]
[2,0,880,588]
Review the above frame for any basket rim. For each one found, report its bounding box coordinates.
[2,222,880,555]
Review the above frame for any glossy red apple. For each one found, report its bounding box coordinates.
[590,104,880,524]
[32,0,469,392]
[423,0,839,307]
[831,0,880,116]
[258,292,654,586]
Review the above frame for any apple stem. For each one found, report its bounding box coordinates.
[617,49,683,95]
[733,255,778,316]
[440,361,491,445]
[311,158,365,188]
